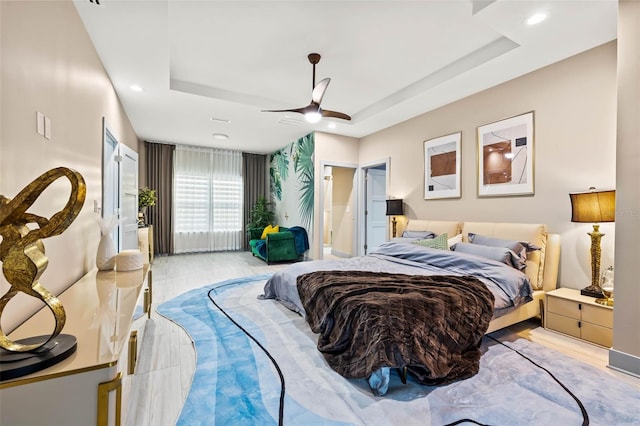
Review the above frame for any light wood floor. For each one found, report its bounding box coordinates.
[126,251,639,426]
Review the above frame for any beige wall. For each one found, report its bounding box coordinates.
[610,0,640,375]
[0,1,139,331]
[313,132,359,259]
[331,167,356,257]
[359,41,618,291]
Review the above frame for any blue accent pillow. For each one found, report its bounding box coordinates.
[402,230,436,239]
[467,233,540,266]
[452,242,526,270]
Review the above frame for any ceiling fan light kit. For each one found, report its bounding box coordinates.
[304,111,322,123]
[263,53,351,123]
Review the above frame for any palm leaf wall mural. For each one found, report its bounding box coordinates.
[269,148,289,201]
[269,133,314,234]
[292,133,314,231]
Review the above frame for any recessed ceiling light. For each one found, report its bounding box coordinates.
[526,12,547,26]
[212,133,229,140]
[327,122,337,129]
[210,117,231,124]
[130,84,143,92]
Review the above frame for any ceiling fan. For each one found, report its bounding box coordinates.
[263,53,351,123]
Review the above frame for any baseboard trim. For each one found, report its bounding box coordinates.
[609,348,640,378]
[330,249,352,258]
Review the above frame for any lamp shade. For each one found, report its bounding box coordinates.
[569,189,615,223]
[385,199,404,216]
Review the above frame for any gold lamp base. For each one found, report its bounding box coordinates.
[580,224,605,299]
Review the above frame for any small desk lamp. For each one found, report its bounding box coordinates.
[569,188,615,298]
[385,199,404,238]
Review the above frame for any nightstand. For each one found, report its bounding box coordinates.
[545,287,613,347]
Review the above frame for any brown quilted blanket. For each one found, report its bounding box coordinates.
[297,270,495,386]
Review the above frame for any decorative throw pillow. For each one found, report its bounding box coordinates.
[412,233,449,251]
[401,230,436,239]
[260,224,280,239]
[391,237,423,244]
[467,233,540,265]
[452,242,526,270]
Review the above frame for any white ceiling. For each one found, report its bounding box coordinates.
[73,0,617,154]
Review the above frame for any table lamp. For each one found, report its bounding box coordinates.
[385,199,404,238]
[569,188,615,298]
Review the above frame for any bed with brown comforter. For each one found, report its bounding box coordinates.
[297,270,495,391]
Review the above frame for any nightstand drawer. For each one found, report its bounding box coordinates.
[582,304,613,328]
[582,322,612,347]
[546,312,581,338]
[545,288,613,348]
[547,296,581,319]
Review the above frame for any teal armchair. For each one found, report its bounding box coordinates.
[248,226,308,264]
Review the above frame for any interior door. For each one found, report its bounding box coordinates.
[119,144,139,250]
[103,120,120,247]
[365,168,387,253]
[102,118,139,252]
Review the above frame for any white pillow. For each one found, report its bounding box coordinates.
[448,234,463,249]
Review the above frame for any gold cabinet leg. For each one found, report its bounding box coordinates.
[128,331,138,375]
[97,372,122,426]
[147,269,152,319]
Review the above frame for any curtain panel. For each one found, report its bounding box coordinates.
[145,141,175,255]
[174,145,243,253]
[242,152,268,249]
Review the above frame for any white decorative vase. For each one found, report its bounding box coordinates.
[96,234,116,271]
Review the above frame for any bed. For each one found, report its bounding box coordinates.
[259,220,560,394]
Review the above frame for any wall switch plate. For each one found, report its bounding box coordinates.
[36,112,45,135]
[44,116,51,140]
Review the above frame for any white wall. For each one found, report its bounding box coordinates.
[359,42,618,290]
[0,1,139,331]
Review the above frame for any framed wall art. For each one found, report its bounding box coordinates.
[424,131,461,200]
[477,111,534,197]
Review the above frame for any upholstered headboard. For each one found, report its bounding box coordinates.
[404,220,559,292]
[405,220,461,239]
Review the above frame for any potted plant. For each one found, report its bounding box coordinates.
[247,196,275,239]
[138,187,157,227]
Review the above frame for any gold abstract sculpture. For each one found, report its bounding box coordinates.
[0,167,86,352]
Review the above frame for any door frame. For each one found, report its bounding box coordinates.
[358,158,390,256]
[102,118,139,252]
[318,160,359,260]
[102,118,120,248]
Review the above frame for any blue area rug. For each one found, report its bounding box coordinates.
[157,275,640,425]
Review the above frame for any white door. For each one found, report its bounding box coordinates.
[119,144,139,250]
[102,119,139,252]
[103,121,120,247]
[365,168,387,253]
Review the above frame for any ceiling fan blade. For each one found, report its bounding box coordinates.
[322,109,351,121]
[312,78,331,104]
[261,107,307,114]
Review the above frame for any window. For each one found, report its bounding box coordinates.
[174,146,243,252]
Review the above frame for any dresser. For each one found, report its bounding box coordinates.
[0,266,151,426]
[545,287,613,347]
